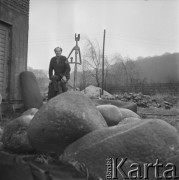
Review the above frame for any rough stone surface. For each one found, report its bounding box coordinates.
[2,115,34,152]
[97,105,140,126]
[61,119,179,179]
[27,91,107,153]
[22,108,38,116]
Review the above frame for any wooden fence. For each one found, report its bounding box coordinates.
[106,83,179,96]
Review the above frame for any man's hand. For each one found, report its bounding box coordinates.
[61,76,67,83]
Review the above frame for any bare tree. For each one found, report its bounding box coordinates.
[79,57,91,90]
[110,54,129,86]
[81,39,110,87]
[109,54,149,93]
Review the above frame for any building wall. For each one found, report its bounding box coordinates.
[0,22,10,100]
[0,0,29,102]
[1,0,29,15]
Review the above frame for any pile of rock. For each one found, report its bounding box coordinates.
[0,91,178,179]
[81,86,174,109]
[115,92,174,109]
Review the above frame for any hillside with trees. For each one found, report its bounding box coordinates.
[76,52,179,87]
[133,53,179,83]
[103,53,179,94]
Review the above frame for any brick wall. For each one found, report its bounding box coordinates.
[1,0,30,16]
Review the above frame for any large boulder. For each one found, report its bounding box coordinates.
[92,98,137,113]
[2,115,34,152]
[27,91,107,153]
[20,71,43,110]
[97,105,140,126]
[61,119,179,179]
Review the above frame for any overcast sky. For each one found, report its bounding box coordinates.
[28,0,179,70]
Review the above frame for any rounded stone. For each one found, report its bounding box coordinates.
[97,104,140,126]
[2,115,34,152]
[61,119,179,179]
[20,71,43,110]
[92,99,137,113]
[27,91,107,153]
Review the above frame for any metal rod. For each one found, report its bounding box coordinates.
[68,33,81,91]
[74,35,78,90]
[102,29,106,95]
[74,50,78,90]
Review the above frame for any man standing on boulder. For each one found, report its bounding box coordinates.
[48,47,71,99]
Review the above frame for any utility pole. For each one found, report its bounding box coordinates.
[102,29,106,95]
